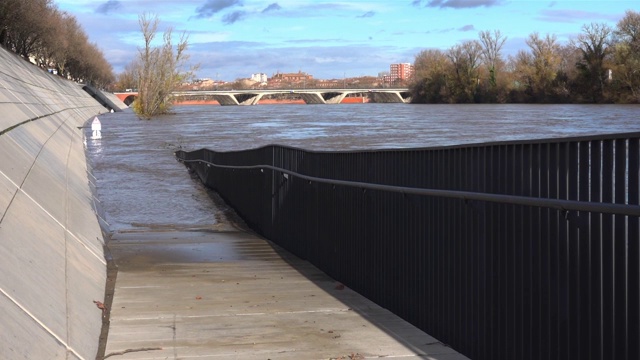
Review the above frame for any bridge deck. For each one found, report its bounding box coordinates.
[103,229,468,359]
[114,89,411,106]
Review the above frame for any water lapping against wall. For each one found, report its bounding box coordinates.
[88,103,640,233]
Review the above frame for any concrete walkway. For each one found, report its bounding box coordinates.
[103,228,469,360]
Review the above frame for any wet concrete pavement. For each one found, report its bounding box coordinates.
[103,228,469,359]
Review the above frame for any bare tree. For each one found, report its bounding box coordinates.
[133,14,196,119]
[33,8,66,69]
[1,0,51,58]
[81,42,114,88]
[0,0,21,47]
[0,0,113,86]
[612,10,640,102]
[555,44,582,99]
[616,10,640,49]
[410,49,451,102]
[447,40,483,102]
[54,13,85,78]
[479,30,507,86]
[113,61,140,92]
[414,49,450,78]
[573,23,613,102]
[524,33,562,100]
[510,49,534,97]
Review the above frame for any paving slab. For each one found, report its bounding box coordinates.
[104,229,469,360]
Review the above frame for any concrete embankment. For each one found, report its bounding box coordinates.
[0,47,123,359]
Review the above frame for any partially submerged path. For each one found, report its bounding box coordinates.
[102,228,468,360]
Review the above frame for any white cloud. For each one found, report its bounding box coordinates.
[314,56,351,64]
[188,32,232,43]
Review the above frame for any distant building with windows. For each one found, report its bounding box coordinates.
[251,73,268,83]
[316,79,341,88]
[390,63,414,81]
[270,71,313,83]
[378,71,392,84]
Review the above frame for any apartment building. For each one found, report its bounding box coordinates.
[390,63,414,81]
[251,73,268,83]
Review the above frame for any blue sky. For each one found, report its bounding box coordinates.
[56,0,637,81]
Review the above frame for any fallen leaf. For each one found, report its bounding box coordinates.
[93,300,106,313]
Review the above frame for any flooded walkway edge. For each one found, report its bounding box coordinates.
[101,228,469,359]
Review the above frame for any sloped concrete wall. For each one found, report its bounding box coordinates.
[83,84,129,112]
[0,47,109,359]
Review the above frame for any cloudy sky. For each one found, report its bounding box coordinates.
[56,0,635,81]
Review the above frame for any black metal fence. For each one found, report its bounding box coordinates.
[176,132,640,360]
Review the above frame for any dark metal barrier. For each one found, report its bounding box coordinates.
[176,132,640,360]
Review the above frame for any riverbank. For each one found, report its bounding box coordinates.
[0,47,113,359]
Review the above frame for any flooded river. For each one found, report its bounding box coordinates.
[85,103,640,233]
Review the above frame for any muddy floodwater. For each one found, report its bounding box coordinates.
[85,103,640,233]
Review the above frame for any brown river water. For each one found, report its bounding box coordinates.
[85,103,640,233]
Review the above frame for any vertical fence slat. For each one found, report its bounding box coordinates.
[548,142,561,360]
[530,143,542,360]
[568,141,580,360]
[590,140,604,360]
[477,145,488,359]
[628,138,640,360]
[505,145,522,358]
[578,141,591,360]
[614,139,628,359]
[558,142,569,360]
[602,139,615,359]
[521,144,531,360]
[497,146,506,359]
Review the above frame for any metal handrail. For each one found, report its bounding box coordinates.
[176,157,640,217]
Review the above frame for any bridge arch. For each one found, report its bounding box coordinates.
[114,92,137,106]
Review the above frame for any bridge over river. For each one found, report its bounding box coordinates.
[115,88,411,106]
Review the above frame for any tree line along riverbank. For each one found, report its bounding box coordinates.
[409,11,639,104]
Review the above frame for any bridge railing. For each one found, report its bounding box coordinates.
[176,132,640,360]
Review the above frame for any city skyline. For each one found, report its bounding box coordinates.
[56,0,636,81]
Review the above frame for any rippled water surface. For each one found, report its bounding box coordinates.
[86,103,640,232]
